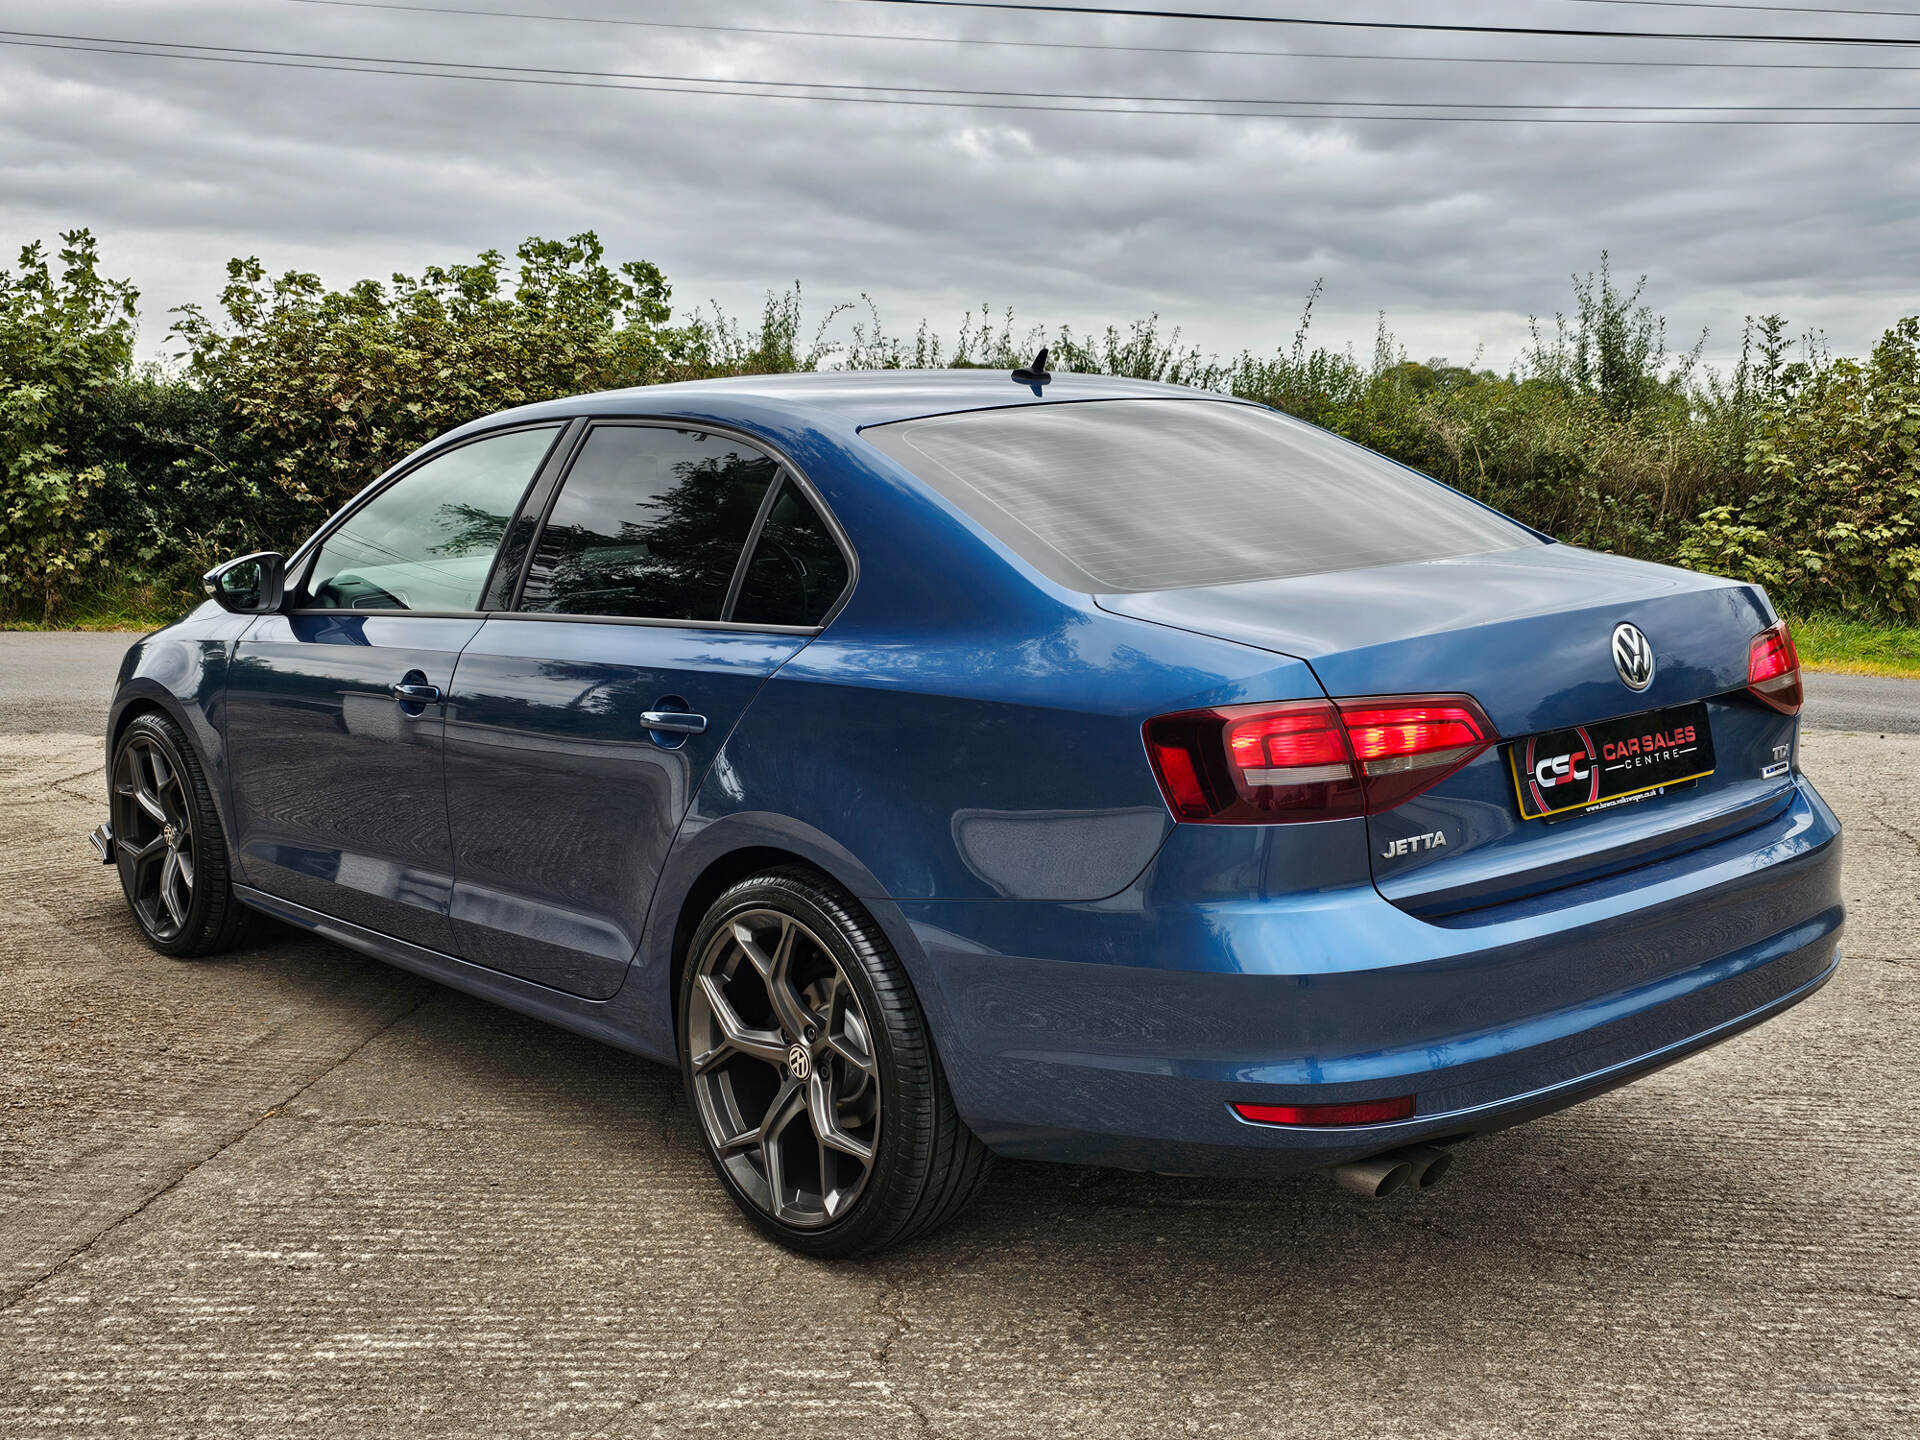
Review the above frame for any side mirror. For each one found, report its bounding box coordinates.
[202,552,286,614]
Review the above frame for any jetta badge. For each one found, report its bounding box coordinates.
[1611,622,1655,692]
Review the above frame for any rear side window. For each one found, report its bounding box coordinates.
[518,425,778,620]
[305,425,560,611]
[733,481,850,627]
[863,399,1539,593]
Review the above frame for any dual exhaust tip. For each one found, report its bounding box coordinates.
[1329,1143,1455,1199]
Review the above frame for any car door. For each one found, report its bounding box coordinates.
[441,421,852,999]
[224,423,568,951]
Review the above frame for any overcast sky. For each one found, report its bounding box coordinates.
[3,0,1917,375]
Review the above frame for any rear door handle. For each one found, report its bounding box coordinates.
[390,681,443,706]
[639,710,708,735]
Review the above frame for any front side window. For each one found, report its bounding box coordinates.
[518,426,779,621]
[305,426,560,611]
[733,480,850,627]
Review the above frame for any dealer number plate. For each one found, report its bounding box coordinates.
[1508,701,1715,820]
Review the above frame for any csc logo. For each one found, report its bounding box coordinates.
[1534,751,1591,789]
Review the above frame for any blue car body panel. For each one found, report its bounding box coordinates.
[224,611,483,951]
[442,618,810,999]
[105,371,1843,1179]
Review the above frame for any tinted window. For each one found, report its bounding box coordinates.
[733,481,850,627]
[864,399,1539,593]
[518,426,777,620]
[306,426,559,611]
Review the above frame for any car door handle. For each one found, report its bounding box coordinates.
[390,681,443,706]
[639,710,708,735]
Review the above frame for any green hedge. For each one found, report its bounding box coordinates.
[3,230,1916,625]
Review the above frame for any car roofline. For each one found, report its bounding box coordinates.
[432,371,1255,442]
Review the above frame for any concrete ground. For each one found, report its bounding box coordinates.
[1,635,1916,1438]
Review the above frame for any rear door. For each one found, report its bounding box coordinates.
[442,422,852,999]
[225,424,565,949]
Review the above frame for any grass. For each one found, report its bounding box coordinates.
[1786,612,1920,678]
[0,581,194,633]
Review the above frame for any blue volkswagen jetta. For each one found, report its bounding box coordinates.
[96,365,1843,1255]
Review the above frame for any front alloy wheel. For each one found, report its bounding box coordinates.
[679,870,993,1256]
[113,731,197,943]
[109,711,254,957]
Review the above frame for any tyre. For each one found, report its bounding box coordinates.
[109,711,255,958]
[678,868,993,1256]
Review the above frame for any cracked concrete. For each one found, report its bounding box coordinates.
[1,643,1916,1436]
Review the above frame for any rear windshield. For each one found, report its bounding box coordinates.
[863,398,1540,593]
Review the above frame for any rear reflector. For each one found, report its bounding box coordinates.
[1233,1096,1416,1127]
[1145,694,1495,824]
[1748,620,1803,715]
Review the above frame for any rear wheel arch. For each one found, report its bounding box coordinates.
[658,841,952,1059]
[669,846,829,1032]
[673,862,993,1253]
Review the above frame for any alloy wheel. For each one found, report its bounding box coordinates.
[687,908,882,1228]
[112,733,196,943]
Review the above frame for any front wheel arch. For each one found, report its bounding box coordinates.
[108,708,257,957]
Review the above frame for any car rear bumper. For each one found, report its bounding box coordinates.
[897,775,1843,1177]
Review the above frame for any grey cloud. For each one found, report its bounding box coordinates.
[3,0,1916,373]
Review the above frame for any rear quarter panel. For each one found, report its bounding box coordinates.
[629,427,1331,1056]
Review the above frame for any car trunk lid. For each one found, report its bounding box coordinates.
[1101,545,1800,916]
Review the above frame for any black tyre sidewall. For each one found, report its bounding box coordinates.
[678,873,930,1258]
[113,712,242,958]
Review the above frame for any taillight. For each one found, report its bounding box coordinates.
[1748,620,1802,715]
[1144,694,1495,824]
[1338,701,1494,813]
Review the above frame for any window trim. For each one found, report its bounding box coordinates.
[479,416,590,611]
[284,419,570,617]
[720,469,791,622]
[507,417,858,631]
[277,415,858,634]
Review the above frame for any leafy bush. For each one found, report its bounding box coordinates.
[0,231,134,619]
[171,233,702,538]
[3,227,1918,628]
[1700,318,1920,621]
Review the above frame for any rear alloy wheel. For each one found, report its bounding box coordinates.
[110,712,254,957]
[680,870,992,1256]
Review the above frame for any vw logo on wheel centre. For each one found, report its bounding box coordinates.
[786,1043,812,1080]
[1611,622,1655,692]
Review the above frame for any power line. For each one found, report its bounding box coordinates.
[16,26,1920,107]
[1552,0,1920,16]
[835,0,1920,46]
[276,0,1920,72]
[11,32,1920,122]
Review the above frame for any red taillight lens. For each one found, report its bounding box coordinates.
[1233,1096,1416,1127]
[1146,700,1364,823]
[1143,695,1494,824]
[1225,707,1352,777]
[1338,700,1492,813]
[1748,620,1803,715]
